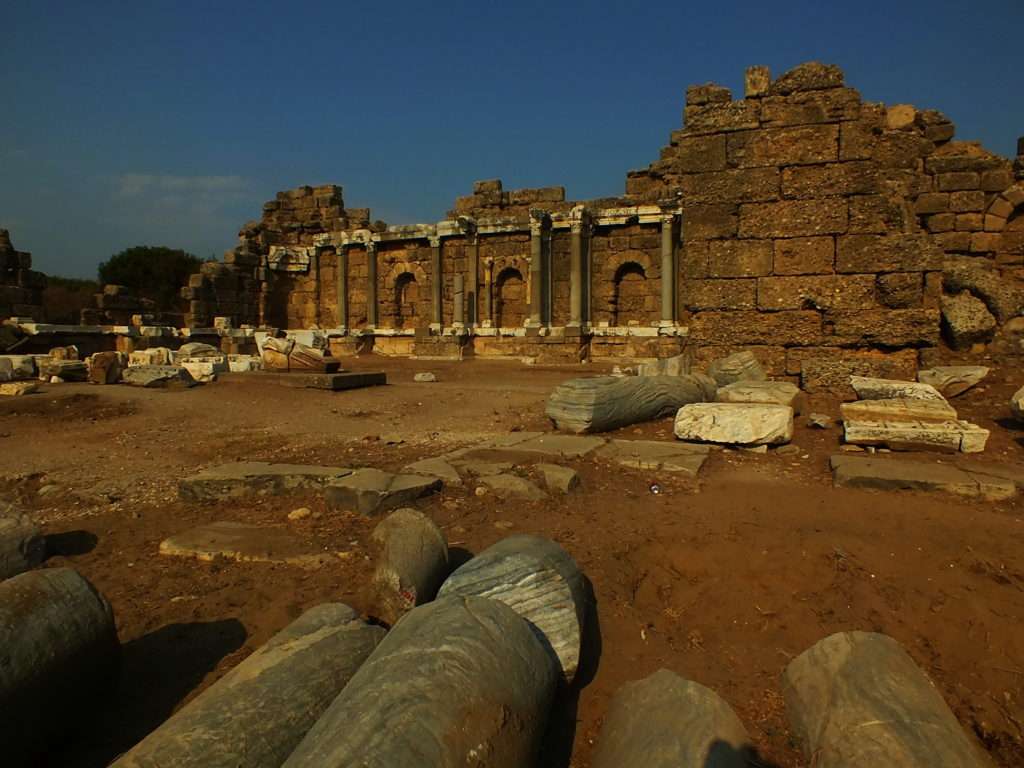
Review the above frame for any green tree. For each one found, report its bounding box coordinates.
[98,246,202,310]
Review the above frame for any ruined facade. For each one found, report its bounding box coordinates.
[182,62,1024,377]
[0,229,46,321]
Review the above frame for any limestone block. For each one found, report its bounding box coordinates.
[324,469,442,516]
[180,359,226,383]
[122,365,197,388]
[0,568,118,764]
[227,354,261,372]
[594,669,753,768]
[768,62,844,95]
[479,473,546,500]
[849,376,945,402]
[179,462,353,501]
[437,535,587,682]
[111,604,384,768]
[128,347,173,367]
[0,355,35,380]
[944,256,1024,322]
[173,341,220,362]
[674,403,794,445]
[706,350,767,386]
[281,597,559,768]
[716,380,804,413]
[843,419,988,453]
[159,521,333,568]
[0,381,39,397]
[830,454,1013,500]
[87,351,124,385]
[38,359,87,382]
[403,456,462,486]
[595,439,710,477]
[1011,385,1024,422]
[0,513,45,580]
[368,508,449,625]
[917,366,989,398]
[536,463,580,494]
[840,397,958,424]
[783,631,994,767]
[941,291,997,349]
[636,353,690,377]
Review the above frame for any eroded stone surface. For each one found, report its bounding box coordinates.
[479,473,546,501]
[706,351,767,387]
[597,439,709,476]
[716,380,803,413]
[843,419,989,453]
[0,381,39,396]
[123,365,197,388]
[849,376,946,402]
[840,397,958,423]
[830,454,1013,499]
[159,521,333,568]
[536,464,580,494]
[180,462,353,501]
[324,469,442,515]
[917,366,989,397]
[674,403,793,445]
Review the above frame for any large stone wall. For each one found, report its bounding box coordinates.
[180,62,1024,373]
[0,230,46,321]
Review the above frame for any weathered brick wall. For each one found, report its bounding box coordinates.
[449,179,572,220]
[624,61,1021,380]
[182,184,368,327]
[0,229,46,321]
[378,243,432,329]
[589,223,662,326]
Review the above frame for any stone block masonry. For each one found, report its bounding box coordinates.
[171,61,1024,376]
[0,230,46,321]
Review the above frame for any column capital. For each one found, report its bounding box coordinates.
[428,235,442,248]
[528,209,550,236]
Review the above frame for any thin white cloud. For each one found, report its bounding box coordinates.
[116,173,249,199]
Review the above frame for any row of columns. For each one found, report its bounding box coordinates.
[332,212,678,330]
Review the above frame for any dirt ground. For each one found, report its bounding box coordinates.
[3,355,1024,767]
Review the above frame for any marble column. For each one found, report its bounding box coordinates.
[660,214,676,324]
[484,257,494,325]
[366,241,378,328]
[467,234,479,326]
[528,214,546,326]
[430,236,443,328]
[337,246,349,329]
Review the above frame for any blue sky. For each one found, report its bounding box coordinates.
[2,0,1022,278]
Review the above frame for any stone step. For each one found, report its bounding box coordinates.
[829,454,1015,500]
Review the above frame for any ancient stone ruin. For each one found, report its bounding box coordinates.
[169,61,1024,384]
[0,229,46,321]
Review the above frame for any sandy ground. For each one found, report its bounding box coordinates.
[3,355,1024,767]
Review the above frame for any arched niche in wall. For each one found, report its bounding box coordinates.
[597,249,659,326]
[987,183,1024,265]
[611,261,648,326]
[383,261,428,329]
[494,266,526,328]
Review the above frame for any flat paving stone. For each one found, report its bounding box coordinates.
[596,439,709,477]
[324,469,442,516]
[159,521,334,568]
[253,371,387,391]
[453,432,607,462]
[830,454,1015,500]
[478,473,546,501]
[179,462,353,501]
[403,457,462,486]
[917,365,989,398]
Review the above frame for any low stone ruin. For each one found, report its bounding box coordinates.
[0,230,45,321]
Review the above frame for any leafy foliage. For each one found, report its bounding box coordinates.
[43,275,100,323]
[98,246,201,310]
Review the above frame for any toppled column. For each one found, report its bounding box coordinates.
[282,596,559,767]
[112,603,384,768]
[0,568,118,764]
[546,373,717,433]
[593,669,753,768]
[0,512,45,580]
[437,534,587,682]
[783,631,993,767]
[368,508,449,625]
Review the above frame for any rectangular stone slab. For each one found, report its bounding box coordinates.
[159,521,333,568]
[255,371,387,391]
[596,439,709,476]
[843,419,988,453]
[840,397,958,423]
[830,454,1015,500]
[324,469,442,516]
[179,462,354,501]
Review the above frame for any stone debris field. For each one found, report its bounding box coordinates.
[2,58,1024,768]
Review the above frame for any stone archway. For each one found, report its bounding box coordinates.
[393,272,420,329]
[611,262,648,325]
[495,267,526,327]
